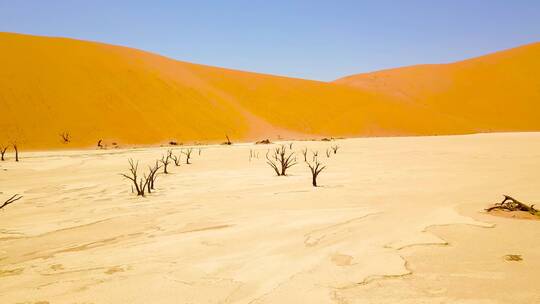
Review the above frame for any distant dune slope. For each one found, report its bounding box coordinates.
[0,32,538,149]
[335,42,540,133]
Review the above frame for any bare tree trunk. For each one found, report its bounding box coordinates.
[0,194,22,210]
[182,148,193,164]
[0,145,7,161]
[307,158,326,187]
[13,144,19,162]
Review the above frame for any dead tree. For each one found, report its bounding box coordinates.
[0,194,22,210]
[301,148,308,162]
[0,145,7,161]
[146,161,161,193]
[182,148,193,164]
[289,143,293,149]
[60,132,71,144]
[266,145,297,176]
[170,153,181,166]
[223,135,232,145]
[306,159,326,187]
[312,150,318,162]
[331,145,340,154]
[120,159,149,197]
[97,139,103,149]
[13,143,19,162]
[198,148,202,156]
[325,148,331,158]
[485,195,538,215]
[160,150,173,174]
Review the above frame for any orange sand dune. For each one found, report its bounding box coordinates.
[0,32,539,149]
[335,42,540,133]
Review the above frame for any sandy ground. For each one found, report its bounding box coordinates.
[0,132,539,303]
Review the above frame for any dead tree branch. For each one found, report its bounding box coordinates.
[171,153,181,166]
[146,161,161,193]
[0,194,22,210]
[223,135,232,145]
[485,195,538,215]
[120,159,149,196]
[160,150,173,174]
[301,148,308,162]
[0,145,8,161]
[12,143,19,162]
[266,145,297,176]
[60,132,71,144]
[182,148,193,164]
[306,159,326,187]
[312,150,318,162]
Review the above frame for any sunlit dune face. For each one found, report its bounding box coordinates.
[1,33,539,149]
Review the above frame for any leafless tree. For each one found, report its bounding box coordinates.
[160,150,173,174]
[12,143,19,162]
[146,161,162,193]
[289,142,293,149]
[301,148,308,162]
[331,145,340,154]
[60,132,70,144]
[266,145,297,176]
[97,139,103,149]
[170,153,181,166]
[0,145,7,161]
[120,159,149,196]
[325,148,331,158]
[182,148,193,164]
[306,159,326,187]
[198,148,202,156]
[223,135,232,145]
[312,150,318,162]
[0,194,22,210]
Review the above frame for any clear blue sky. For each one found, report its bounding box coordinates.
[1,0,539,81]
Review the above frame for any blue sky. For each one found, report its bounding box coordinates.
[1,0,539,80]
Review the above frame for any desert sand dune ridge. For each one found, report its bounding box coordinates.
[2,32,540,150]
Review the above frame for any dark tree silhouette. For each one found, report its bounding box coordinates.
[306,159,326,187]
[60,132,71,144]
[301,148,308,162]
[182,148,193,164]
[120,159,149,196]
[266,145,297,176]
[0,194,22,210]
[331,145,340,154]
[13,143,19,162]
[160,150,173,174]
[325,148,331,158]
[0,145,7,161]
[146,161,161,193]
[171,153,181,166]
[97,139,103,149]
[223,135,232,145]
[311,150,318,162]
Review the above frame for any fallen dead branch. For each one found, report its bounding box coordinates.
[0,194,22,210]
[485,195,538,215]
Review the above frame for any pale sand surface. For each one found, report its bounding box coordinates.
[0,132,539,303]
